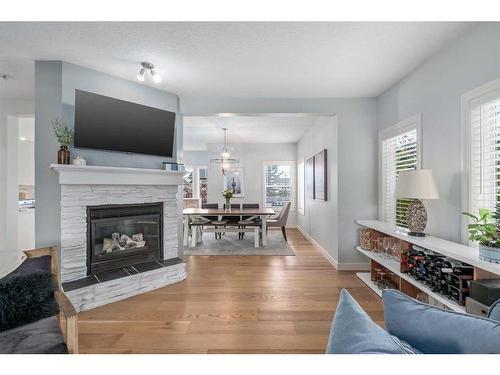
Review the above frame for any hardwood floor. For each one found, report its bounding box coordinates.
[78,228,383,353]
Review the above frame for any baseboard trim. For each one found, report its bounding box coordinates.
[295,225,370,271]
[295,225,338,269]
[336,262,371,271]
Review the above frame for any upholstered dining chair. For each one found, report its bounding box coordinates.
[266,201,291,241]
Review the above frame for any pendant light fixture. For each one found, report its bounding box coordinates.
[210,128,239,175]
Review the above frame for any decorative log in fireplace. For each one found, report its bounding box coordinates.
[86,203,163,274]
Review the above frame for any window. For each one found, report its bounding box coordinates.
[263,161,295,211]
[199,167,208,204]
[182,166,208,202]
[379,115,421,228]
[297,159,305,214]
[462,79,500,237]
[182,167,194,198]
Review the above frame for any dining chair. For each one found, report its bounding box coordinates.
[220,204,241,239]
[201,203,219,222]
[222,204,242,224]
[201,203,226,239]
[238,203,261,240]
[266,201,291,241]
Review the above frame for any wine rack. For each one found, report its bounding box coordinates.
[355,220,500,313]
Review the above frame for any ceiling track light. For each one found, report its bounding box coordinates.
[136,61,162,84]
[136,68,146,82]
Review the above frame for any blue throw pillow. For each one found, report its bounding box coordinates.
[326,289,419,354]
[382,290,500,354]
[488,299,500,322]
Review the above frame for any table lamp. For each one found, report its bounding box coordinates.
[395,169,439,237]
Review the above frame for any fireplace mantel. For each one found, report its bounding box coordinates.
[50,164,186,186]
[51,163,186,311]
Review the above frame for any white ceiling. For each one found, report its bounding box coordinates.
[0,22,474,100]
[184,115,322,150]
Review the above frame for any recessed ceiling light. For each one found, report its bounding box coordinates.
[136,62,162,84]
[19,137,27,141]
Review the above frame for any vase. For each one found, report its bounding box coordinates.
[224,199,231,212]
[406,199,427,237]
[57,146,70,165]
[479,244,500,264]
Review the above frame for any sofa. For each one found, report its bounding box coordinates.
[0,247,78,354]
[326,289,500,354]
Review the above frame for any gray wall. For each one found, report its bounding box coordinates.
[35,61,63,248]
[34,61,181,247]
[376,22,500,243]
[296,116,338,261]
[61,62,182,168]
[184,143,298,225]
[180,97,378,267]
[182,150,209,166]
[0,99,34,253]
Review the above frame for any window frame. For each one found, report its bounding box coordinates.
[461,77,500,244]
[182,165,208,201]
[378,114,423,226]
[262,160,296,212]
[182,166,195,199]
[198,165,209,204]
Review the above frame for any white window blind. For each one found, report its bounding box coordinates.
[470,98,500,215]
[381,128,418,227]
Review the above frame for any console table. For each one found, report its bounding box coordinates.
[356,219,500,313]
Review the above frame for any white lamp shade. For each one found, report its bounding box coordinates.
[395,169,439,199]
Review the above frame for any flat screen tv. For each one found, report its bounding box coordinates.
[74,89,176,157]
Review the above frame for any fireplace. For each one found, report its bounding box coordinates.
[87,203,163,275]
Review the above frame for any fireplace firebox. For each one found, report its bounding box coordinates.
[87,203,163,275]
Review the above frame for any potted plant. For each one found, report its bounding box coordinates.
[52,117,74,164]
[222,189,234,212]
[462,207,500,263]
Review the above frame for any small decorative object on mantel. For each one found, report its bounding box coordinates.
[222,189,234,212]
[52,117,74,165]
[71,155,87,166]
[163,162,185,172]
[395,169,440,236]
[462,206,500,264]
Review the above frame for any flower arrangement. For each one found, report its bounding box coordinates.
[52,117,74,148]
[222,189,234,200]
[222,190,234,212]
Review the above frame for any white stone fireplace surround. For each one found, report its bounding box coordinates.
[51,164,187,311]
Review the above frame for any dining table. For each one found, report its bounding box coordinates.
[182,207,276,248]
